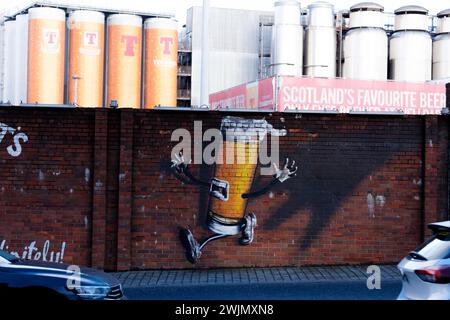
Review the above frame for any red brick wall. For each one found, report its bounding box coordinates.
[0,109,94,265]
[0,107,448,271]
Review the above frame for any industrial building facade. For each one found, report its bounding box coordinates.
[2,3,449,107]
[182,6,272,107]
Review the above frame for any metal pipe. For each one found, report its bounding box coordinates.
[338,12,343,77]
[199,0,209,108]
[443,84,450,221]
[420,117,426,243]
[72,75,81,107]
[447,83,450,220]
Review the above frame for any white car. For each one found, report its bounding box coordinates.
[397,221,450,300]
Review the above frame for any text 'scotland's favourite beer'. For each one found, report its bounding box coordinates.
[68,10,105,107]
[144,18,178,109]
[107,14,142,108]
[207,117,280,235]
[27,7,66,104]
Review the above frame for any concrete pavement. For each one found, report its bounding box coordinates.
[113,265,400,288]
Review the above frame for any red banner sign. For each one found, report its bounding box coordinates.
[209,77,274,110]
[278,77,446,115]
[209,76,447,115]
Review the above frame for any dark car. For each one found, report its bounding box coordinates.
[0,250,124,300]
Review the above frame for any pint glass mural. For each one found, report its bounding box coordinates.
[172,116,298,263]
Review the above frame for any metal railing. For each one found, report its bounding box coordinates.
[178,41,192,52]
[177,65,192,75]
[177,89,191,99]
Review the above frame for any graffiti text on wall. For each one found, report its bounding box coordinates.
[0,122,29,157]
[0,240,66,263]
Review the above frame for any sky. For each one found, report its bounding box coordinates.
[0,0,446,27]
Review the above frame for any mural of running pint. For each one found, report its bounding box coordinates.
[171,116,298,263]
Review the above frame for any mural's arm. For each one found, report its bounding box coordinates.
[242,158,298,199]
[171,151,210,186]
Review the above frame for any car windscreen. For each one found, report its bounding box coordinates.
[411,232,450,261]
[0,250,18,262]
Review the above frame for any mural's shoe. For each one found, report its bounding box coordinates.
[239,213,257,245]
[179,227,201,263]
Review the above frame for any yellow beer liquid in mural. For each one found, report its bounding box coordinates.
[209,140,259,221]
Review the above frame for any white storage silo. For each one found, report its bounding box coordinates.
[304,1,336,78]
[13,14,28,105]
[433,9,450,80]
[389,6,432,82]
[3,20,16,104]
[343,2,388,81]
[271,0,303,77]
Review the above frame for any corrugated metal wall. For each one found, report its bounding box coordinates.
[187,7,271,107]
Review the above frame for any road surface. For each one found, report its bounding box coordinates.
[124,279,401,300]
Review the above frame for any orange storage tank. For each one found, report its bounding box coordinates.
[107,14,142,108]
[144,18,178,109]
[68,10,105,107]
[27,7,66,105]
